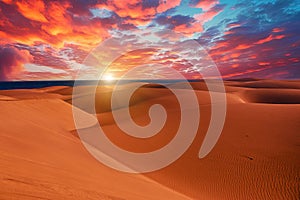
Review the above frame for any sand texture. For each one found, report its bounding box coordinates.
[0,80,299,199]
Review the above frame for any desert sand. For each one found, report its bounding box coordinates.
[0,80,299,199]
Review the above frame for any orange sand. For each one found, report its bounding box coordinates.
[0,80,299,199]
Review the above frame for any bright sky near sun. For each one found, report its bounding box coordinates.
[0,0,299,80]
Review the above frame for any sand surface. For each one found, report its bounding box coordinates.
[0,80,299,199]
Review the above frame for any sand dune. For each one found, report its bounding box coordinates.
[225,79,300,89]
[0,89,66,100]
[238,88,300,104]
[0,95,16,101]
[0,80,299,199]
[0,99,190,200]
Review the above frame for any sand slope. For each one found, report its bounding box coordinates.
[0,79,299,199]
[0,99,190,200]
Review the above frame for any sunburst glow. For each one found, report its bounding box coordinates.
[102,73,114,81]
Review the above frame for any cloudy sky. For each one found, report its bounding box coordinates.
[0,0,299,80]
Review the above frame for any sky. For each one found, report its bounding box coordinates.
[0,0,299,81]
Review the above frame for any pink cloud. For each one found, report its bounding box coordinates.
[0,46,32,80]
[193,0,219,11]
[194,5,224,24]
[255,34,285,45]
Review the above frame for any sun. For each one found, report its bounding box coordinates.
[102,73,115,81]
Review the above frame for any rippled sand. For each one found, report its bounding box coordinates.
[0,80,299,199]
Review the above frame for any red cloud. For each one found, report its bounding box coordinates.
[0,0,182,50]
[255,34,285,45]
[194,5,224,24]
[0,1,111,50]
[221,67,269,79]
[97,0,180,26]
[272,27,284,33]
[236,44,252,50]
[173,22,203,36]
[176,3,224,36]
[15,0,48,22]
[193,0,219,11]
[0,46,32,80]
[106,48,158,77]
[227,23,241,28]
[258,62,270,66]
[157,0,181,13]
